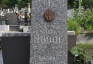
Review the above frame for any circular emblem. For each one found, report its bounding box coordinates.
[44,9,55,22]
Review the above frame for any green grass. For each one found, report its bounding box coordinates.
[76,43,93,60]
[77,43,93,49]
[85,49,93,60]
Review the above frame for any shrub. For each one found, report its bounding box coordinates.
[77,43,93,60]
[70,46,89,64]
[68,9,93,33]
[79,10,93,31]
[67,16,80,34]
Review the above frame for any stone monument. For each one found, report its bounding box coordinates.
[5,13,17,25]
[30,0,67,64]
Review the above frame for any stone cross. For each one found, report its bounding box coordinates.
[30,0,68,64]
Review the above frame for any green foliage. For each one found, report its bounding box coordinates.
[70,43,93,63]
[70,47,89,64]
[68,0,75,5]
[68,0,75,8]
[18,0,31,8]
[73,1,77,9]
[0,0,3,5]
[82,0,93,9]
[79,10,93,31]
[68,0,93,9]
[67,17,80,34]
[2,0,18,8]
[77,43,93,60]
[0,0,31,8]
[73,1,78,17]
[70,46,84,55]
[68,9,93,33]
[68,0,93,32]
[67,1,80,34]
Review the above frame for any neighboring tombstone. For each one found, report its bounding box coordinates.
[2,32,30,64]
[30,0,67,64]
[5,13,17,25]
[0,16,6,25]
[68,31,76,64]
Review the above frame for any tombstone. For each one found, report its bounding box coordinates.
[1,32,30,64]
[0,16,6,25]
[30,0,67,64]
[5,13,17,25]
[68,31,76,64]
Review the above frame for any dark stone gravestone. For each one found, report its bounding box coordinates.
[1,33,30,64]
[68,35,76,64]
[30,0,68,64]
[5,13,17,25]
[0,16,6,25]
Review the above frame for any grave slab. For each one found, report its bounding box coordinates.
[30,0,68,64]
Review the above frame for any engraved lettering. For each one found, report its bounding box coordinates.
[34,36,61,43]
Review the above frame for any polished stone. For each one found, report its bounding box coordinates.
[2,32,30,37]
[30,0,67,64]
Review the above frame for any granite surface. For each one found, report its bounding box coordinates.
[30,0,67,64]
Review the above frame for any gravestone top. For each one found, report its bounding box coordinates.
[2,32,30,37]
[67,31,75,35]
[5,13,17,25]
[0,16,6,25]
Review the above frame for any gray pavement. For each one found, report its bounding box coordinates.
[91,60,93,64]
[0,50,3,64]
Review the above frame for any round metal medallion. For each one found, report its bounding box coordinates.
[44,9,55,22]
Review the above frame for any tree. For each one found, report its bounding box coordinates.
[0,0,2,5]
[68,0,75,6]
[0,0,3,8]
[18,0,31,8]
[0,0,19,8]
[68,0,79,9]
[68,0,75,8]
[82,0,93,10]
[0,0,31,9]
[3,0,18,8]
